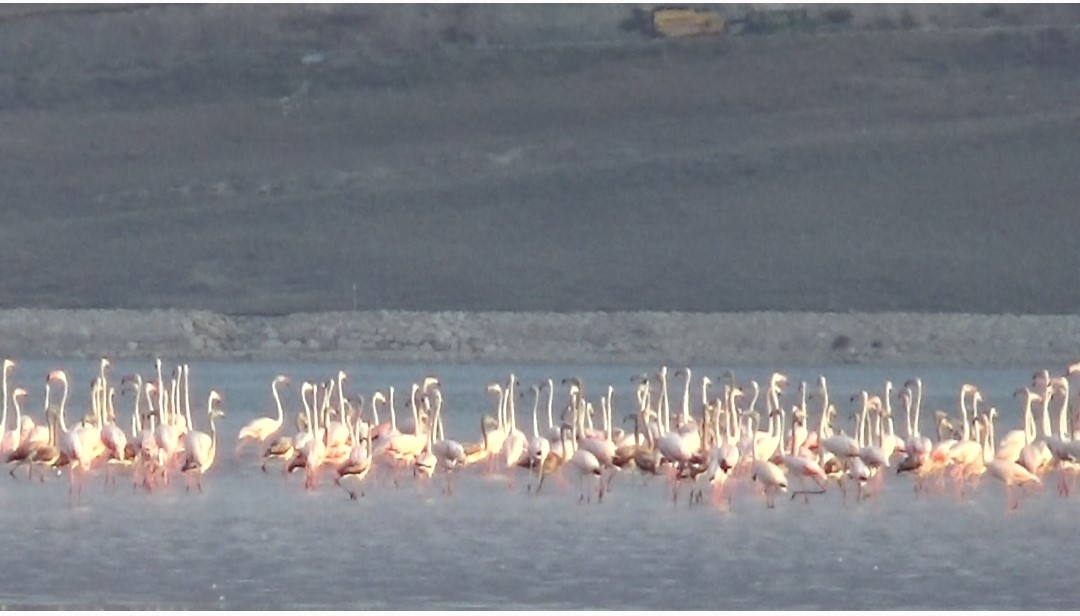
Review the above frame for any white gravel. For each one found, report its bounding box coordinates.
[2,309,1078,367]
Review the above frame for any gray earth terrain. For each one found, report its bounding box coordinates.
[3,5,1080,366]
[3,4,1080,316]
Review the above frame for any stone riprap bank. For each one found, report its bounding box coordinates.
[1,309,1077,367]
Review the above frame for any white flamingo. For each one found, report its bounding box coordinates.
[180,391,225,492]
[236,375,289,455]
[0,358,17,456]
[983,407,1042,510]
[47,369,91,499]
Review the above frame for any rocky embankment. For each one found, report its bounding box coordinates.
[1,309,1078,367]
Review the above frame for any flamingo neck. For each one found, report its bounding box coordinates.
[184,366,193,432]
[58,378,69,433]
[0,363,9,432]
[1057,383,1070,439]
[681,369,691,425]
[531,390,540,439]
[1039,386,1053,438]
[273,379,284,424]
[913,380,923,438]
[546,381,555,430]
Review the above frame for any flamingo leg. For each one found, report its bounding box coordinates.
[711,479,727,507]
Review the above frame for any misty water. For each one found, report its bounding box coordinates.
[0,359,1076,609]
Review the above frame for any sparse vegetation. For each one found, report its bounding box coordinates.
[831,334,853,351]
[821,7,854,26]
[873,16,898,31]
[982,4,1005,20]
[900,9,919,30]
[743,8,811,35]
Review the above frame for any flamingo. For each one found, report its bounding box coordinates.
[152,364,184,485]
[261,411,307,474]
[0,358,17,456]
[706,385,743,506]
[47,369,91,499]
[28,406,65,481]
[576,389,617,471]
[820,399,860,463]
[563,422,603,503]
[1044,376,1079,494]
[413,410,439,481]
[524,384,552,480]
[335,427,374,500]
[5,387,38,478]
[299,384,327,491]
[180,391,225,492]
[426,388,467,494]
[997,388,1039,463]
[99,386,130,486]
[322,371,352,458]
[368,389,400,446]
[136,380,163,489]
[463,414,501,466]
[399,375,439,435]
[779,389,828,504]
[481,383,509,459]
[382,383,430,477]
[497,374,528,478]
[236,375,289,455]
[855,393,889,474]
[983,407,1042,510]
[750,424,789,509]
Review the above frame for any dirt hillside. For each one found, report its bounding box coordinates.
[3,4,1080,315]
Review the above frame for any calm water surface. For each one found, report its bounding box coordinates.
[0,359,1076,609]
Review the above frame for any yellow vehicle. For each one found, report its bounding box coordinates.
[651,6,726,38]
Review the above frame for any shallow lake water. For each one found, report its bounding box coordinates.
[0,359,1076,609]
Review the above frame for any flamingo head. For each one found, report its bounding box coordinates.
[2,358,14,372]
[46,369,68,384]
[208,391,224,415]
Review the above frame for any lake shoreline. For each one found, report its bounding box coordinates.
[3,308,1078,368]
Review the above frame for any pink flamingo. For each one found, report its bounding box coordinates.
[0,358,17,456]
[180,390,225,492]
[236,375,289,456]
[48,369,92,500]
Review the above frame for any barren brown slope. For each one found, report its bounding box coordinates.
[2,5,1080,315]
